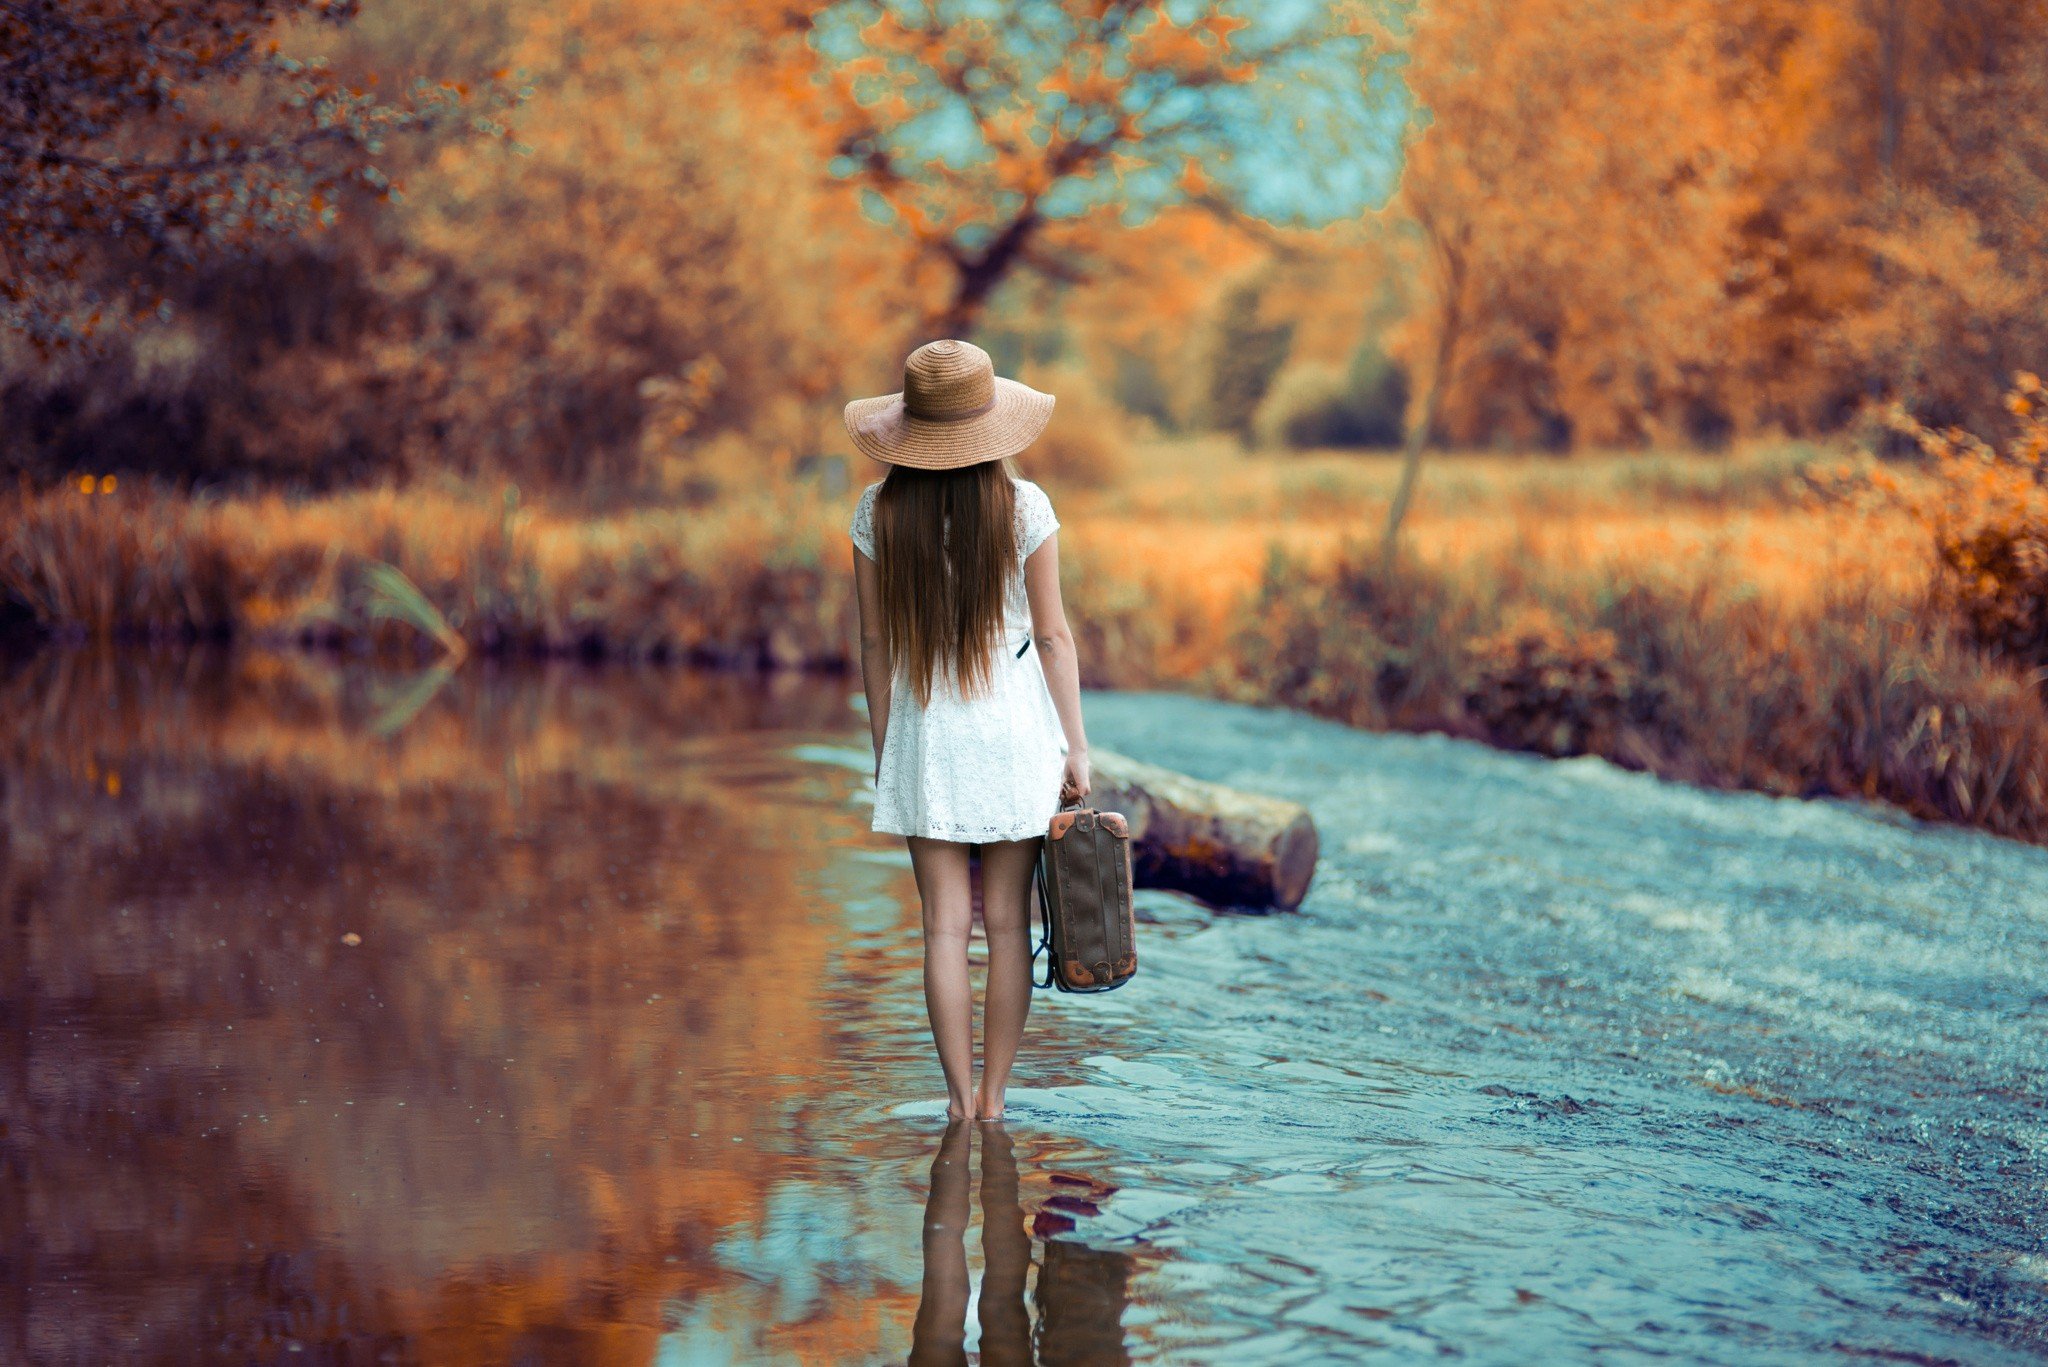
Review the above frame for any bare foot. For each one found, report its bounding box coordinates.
[945,1096,973,1121]
[974,1084,1005,1122]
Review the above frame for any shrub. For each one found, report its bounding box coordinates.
[1225,548,1491,729]
[1108,347,1179,433]
[1253,344,1409,451]
[1220,537,2048,841]
[1188,267,1294,442]
[1014,364,1133,491]
[1889,373,2048,670]
[1252,363,1347,451]
[1465,609,1650,756]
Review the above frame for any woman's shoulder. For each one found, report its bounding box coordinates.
[849,480,882,555]
[1011,475,1059,553]
[1010,475,1054,510]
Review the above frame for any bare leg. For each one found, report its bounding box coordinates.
[907,836,976,1120]
[976,836,1041,1120]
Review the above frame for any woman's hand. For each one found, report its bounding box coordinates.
[1059,749,1092,804]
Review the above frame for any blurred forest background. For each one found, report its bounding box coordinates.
[2,0,2046,841]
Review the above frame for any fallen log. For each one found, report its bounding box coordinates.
[1090,748,1319,912]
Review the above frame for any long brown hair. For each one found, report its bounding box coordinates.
[874,459,1017,705]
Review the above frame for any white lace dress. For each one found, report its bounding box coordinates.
[851,476,1070,843]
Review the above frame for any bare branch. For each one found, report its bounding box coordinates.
[0,127,358,179]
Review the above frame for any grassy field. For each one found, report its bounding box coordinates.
[1069,436,1920,592]
[1063,438,2042,843]
[1047,437,1929,680]
[2,437,2042,842]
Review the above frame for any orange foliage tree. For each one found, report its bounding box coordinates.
[0,0,497,351]
[377,0,917,489]
[1888,374,2048,669]
[0,0,918,490]
[1384,0,2048,450]
[1386,0,1755,453]
[800,0,1392,339]
[1374,0,1752,559]
[1725,0,2048,434]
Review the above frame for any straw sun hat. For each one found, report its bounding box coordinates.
[842,339,1055,469]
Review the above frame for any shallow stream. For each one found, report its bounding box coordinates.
[4,649,2044,1363]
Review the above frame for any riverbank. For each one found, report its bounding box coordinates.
[4,442,2044,843]
[0,478,858,666]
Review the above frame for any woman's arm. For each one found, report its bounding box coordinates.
[1022,531,1091,799]
[854,545,891,778]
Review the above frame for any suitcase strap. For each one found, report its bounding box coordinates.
[1031,850,1056,990]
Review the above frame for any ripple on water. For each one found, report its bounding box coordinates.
[839,688,2048,1364]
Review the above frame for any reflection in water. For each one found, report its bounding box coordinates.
[909,1122,1134,1367]
[975,1126,1034,1367]
[0,647,1144,1365]
[910,1123,971,1367]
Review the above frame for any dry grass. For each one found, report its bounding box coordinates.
[1060,439,2047,841]
[4,436,2044,843]
[0,478,856,666]
[1055,435,1927,602]
[1218,543,2048,842]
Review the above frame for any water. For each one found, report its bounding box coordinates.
[4,648,2045,1364]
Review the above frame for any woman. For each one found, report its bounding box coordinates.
[846,338,1091,1123]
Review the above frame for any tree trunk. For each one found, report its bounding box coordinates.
[936,281,990,341]
[1380,290,1461,572]
[1875,0,1905,186]
[1379,387,1436,575]
[1381,215,1467,573]
[935,209,1043,339]
[1090,748,1320,912]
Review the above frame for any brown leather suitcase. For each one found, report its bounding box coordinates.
[1033,806,1138,993]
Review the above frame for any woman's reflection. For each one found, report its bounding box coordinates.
[909,1122,1134,1366]
[977,1123,1034,1366]
[910,1120,973,1366]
